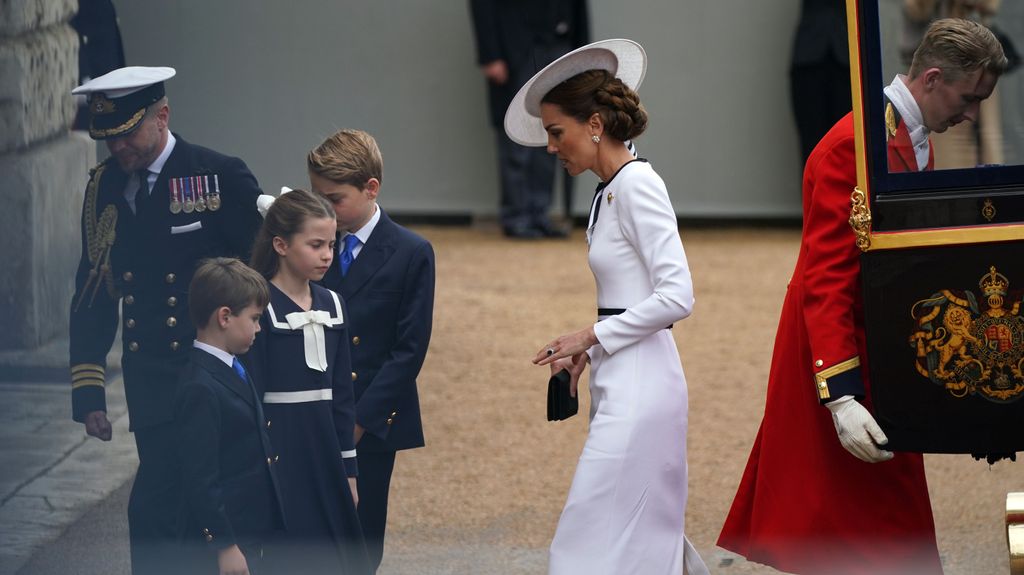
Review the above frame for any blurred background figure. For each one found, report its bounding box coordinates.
[789,0,851,165]
[470,0,589,239]
[71,0,125,131]
[902,0,1014,168]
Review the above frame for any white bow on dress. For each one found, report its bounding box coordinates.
[285,309,332,372]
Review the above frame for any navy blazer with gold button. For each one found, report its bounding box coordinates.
[69,134,262,429]
[175,347,285,552]
[319,210,434,452]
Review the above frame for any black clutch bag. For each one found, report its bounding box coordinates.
[547,369,578,421]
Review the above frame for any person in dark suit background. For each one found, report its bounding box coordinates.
[69,67,264,574]
[174,258,283,575]
[308,129,435,572]
[71,0,126,131]
[470,0,589,238]
[790,0,851,164]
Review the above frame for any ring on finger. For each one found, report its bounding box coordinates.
[546,348,556,356]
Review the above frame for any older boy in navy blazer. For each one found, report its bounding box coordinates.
[309,129,435,572]
[175,258,285,574]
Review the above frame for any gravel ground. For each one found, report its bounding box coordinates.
[378,225,1021,575]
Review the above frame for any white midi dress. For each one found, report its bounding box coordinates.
[549,160,709,575]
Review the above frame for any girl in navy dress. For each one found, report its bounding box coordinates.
[245,188,370,574]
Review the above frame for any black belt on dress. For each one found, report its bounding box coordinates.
[597,308,673,330]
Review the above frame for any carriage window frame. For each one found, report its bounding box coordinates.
[859,0,1024,200]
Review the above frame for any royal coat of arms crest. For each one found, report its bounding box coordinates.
[910,266,1024,403]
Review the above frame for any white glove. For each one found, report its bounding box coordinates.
[825,395,894,463]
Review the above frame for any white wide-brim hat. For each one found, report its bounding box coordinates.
[504,39,647,147]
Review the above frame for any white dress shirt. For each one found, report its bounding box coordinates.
[123,132,177,212]
[193,339,235,368]
[340,203,381,260]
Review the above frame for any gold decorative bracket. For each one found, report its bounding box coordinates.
[849,186,872,251]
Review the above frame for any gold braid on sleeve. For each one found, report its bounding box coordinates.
[75,164,118,311]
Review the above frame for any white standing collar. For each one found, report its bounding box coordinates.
[147,131,176,176]
[350,203,380,245]
[883,75,930,170]
[193,339,234,368]
[340,204,380,259]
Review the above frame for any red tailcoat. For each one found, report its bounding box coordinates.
[717,113,941,575]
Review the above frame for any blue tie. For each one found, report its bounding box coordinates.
[340,234,360,277]
[232,358,249,383]
[231,358,265,421]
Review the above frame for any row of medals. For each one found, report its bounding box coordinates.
[169,174,222,214]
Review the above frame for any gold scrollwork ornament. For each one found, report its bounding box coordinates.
[849,186,872,251]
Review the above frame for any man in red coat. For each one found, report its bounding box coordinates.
[718,19,1006,575]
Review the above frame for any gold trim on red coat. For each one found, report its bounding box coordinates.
[814,356,861,401]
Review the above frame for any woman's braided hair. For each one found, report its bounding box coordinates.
[541,69,648,141]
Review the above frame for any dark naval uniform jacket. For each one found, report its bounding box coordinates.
[70,134,263,430]
[319,210,434,453]
[175,347,285,559]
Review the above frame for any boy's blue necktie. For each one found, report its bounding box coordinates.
[232,358,249,383]
[231,357,266,422]
[340,234,361,277]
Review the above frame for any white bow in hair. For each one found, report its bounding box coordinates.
[285,309,332,372]
[255,186,295,217]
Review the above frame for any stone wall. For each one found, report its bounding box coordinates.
[0,0,96,351]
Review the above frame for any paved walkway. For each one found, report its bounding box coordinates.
[0,336,136,575]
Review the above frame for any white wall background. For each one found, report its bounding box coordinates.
[113,0,805,219]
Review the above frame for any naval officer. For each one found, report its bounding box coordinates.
[68,66,264,574]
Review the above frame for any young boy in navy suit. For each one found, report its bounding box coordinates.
[174,258,284,575]
[308,129,435,572]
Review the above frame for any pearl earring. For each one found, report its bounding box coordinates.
[592,135,601,144]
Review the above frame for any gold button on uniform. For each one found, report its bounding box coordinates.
[122,271,133,282]
[818,382,827,390]
[274,455,279,462]
[126,318,136,328]
[167,296,177,307]
[165,273,176,284]
[124,295,134,305]
[266,457,272,465]
[352,336,360,345]
[128,341,139,352]
[170,341,180,352]
[386,418,393,425]
[266,420,272,429]
[166,317,177,327]
[351,372,357,381]
[815,359,824,368]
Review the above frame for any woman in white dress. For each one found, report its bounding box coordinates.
[505,40,709,575]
